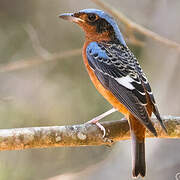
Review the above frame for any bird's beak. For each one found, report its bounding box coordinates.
[59,13,84,23]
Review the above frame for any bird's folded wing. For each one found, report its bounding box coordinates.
[86,41,157,135]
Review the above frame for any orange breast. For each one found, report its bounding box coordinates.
[82,41,130,118]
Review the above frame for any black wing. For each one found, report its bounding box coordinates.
[86,41,166,135]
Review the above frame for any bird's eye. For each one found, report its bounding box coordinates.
[87,13,97,22]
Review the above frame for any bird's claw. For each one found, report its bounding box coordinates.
[95,122,106,138]
[87,120,106,138]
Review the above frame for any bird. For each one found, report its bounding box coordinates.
[59,9,167,178]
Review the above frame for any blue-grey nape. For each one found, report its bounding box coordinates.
[79,9,126,46]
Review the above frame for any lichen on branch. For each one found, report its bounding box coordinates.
[0,116,179,151]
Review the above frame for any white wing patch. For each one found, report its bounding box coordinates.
[115,76,135,90]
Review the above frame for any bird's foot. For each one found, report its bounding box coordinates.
[86,108,117,138]
[87,119,106,138]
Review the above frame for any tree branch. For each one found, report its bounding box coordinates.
[0,48,81,73]
[0,116,179,151]
[24,24,52,60]
[0,22,81,73]
[91,0,180,51]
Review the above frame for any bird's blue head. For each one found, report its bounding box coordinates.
[59,9,126,46]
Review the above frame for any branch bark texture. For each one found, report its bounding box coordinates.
[0,116,179,151]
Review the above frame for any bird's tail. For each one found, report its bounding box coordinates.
[131,131,146,178]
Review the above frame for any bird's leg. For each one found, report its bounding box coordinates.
[86,108,117,137]
[88,108,117,123]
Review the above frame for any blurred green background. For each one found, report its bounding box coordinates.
[0,0,180,179]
